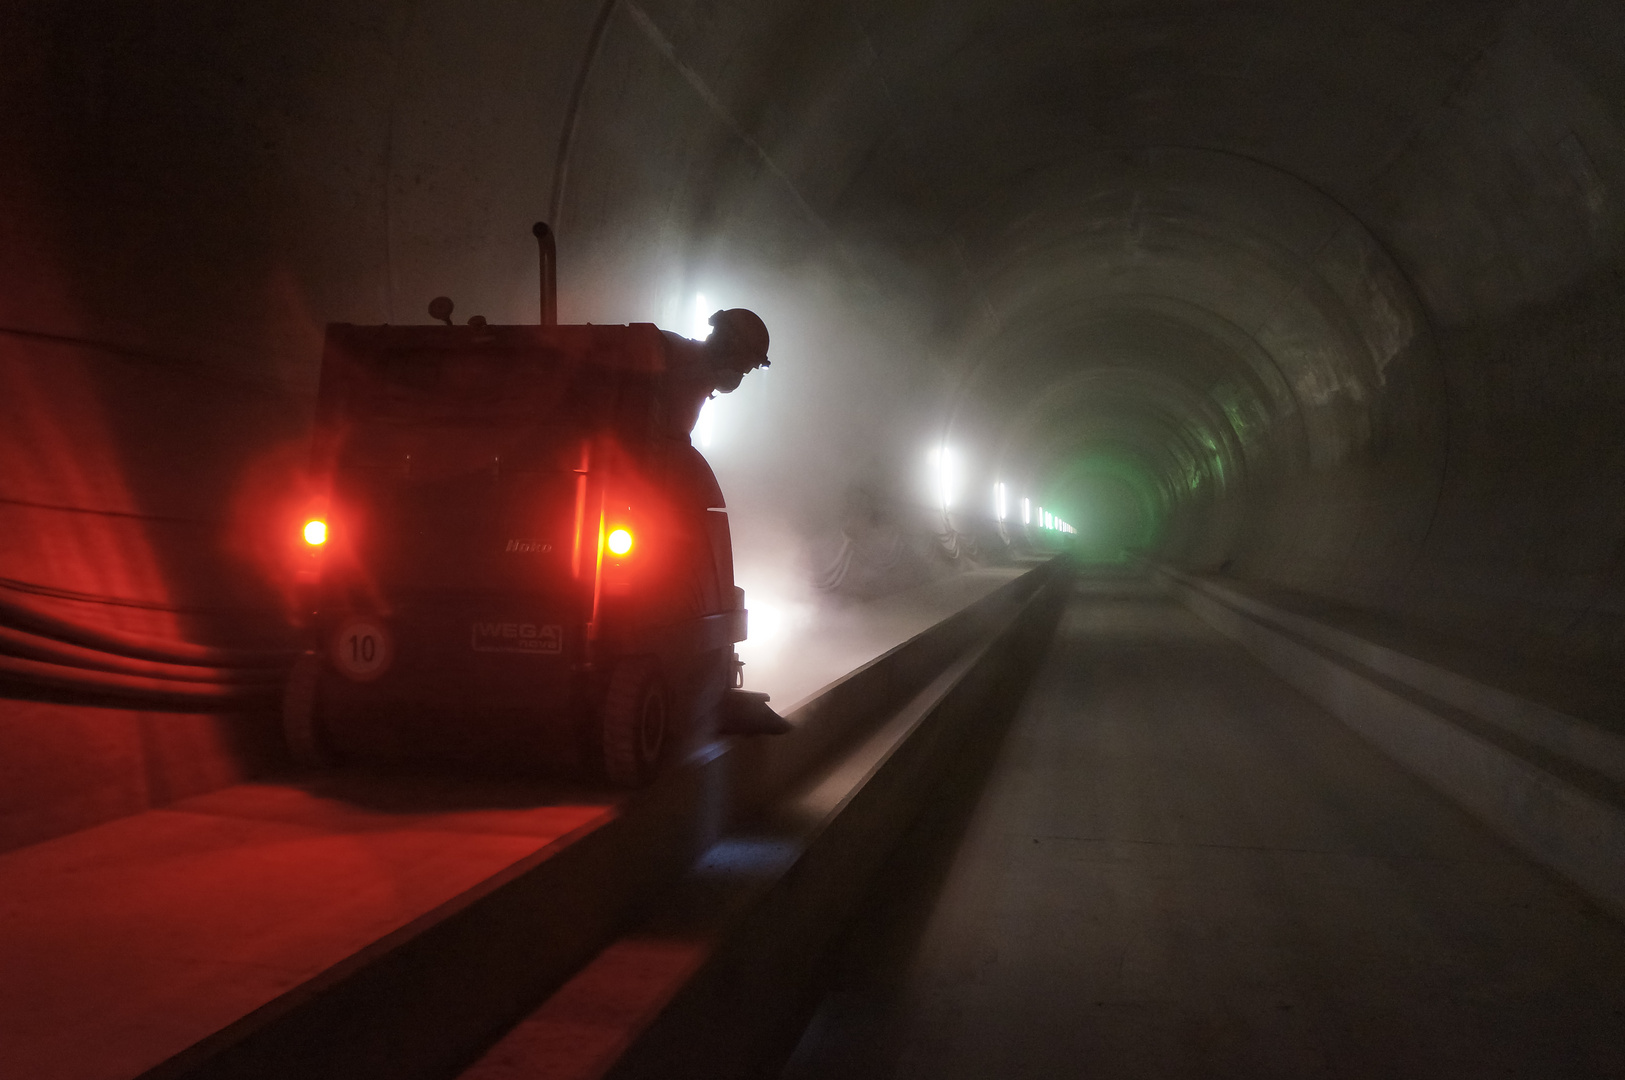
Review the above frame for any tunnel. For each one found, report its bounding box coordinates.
[3,2,1625,1078]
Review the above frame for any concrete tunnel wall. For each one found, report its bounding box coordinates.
[2,1,1624,849]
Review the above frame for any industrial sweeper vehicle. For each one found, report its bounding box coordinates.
[282,223,783,786]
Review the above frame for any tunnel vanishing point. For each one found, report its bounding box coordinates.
[3,3,1625,1079]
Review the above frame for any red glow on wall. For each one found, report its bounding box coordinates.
[0,333,185,645]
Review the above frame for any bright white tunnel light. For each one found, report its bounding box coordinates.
[994,482,1007,521]
[690,293,713,340]
[693,395,717,447]
[929,446,958,509]
[687,292,725,448]
[1022,498,1030,525]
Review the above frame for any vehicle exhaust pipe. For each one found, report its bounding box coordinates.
[532,221,557,327]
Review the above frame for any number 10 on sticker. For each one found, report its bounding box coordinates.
[331,618,393,681]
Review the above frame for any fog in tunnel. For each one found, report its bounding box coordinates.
[3,1,1625,844]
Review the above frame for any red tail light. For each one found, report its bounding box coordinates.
[303,519,328,546]
[606,527,633,556]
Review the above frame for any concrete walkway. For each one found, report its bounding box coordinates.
[782,575,1625,1079]
[0,775,610,1080]
[743,567,1029,712]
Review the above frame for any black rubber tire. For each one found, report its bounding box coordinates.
[601,657,669,787]
[282,651,337,768]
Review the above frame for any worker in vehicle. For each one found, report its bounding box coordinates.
[661,307,771,439]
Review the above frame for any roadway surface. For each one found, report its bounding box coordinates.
[782,574,1625,1079]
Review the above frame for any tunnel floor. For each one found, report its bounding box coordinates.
[781,575,1625,1079]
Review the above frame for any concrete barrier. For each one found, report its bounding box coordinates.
[1159,567,1625,924]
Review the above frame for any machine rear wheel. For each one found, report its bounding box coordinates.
[601,658,668,787]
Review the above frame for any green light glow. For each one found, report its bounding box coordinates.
[1040,447,1169,563]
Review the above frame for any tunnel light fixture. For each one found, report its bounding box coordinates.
[1022,498,1030,525]
[690,293,713,341]
[994,482,1007,521]
[928,446,957,509]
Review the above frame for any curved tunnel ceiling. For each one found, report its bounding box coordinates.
[653,9,1465,555]
[571,0,1622,654]
[932,149,1438,551]
[2,0,1623,684]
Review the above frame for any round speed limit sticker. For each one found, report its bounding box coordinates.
[331,618,393,682]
